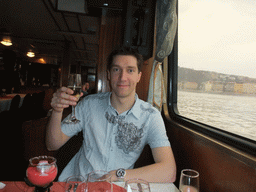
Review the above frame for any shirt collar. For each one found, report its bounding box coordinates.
[105,92,141,120]
[128,94,141,120]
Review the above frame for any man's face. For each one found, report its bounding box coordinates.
[108,55,142,99]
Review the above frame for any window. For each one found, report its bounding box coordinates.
[176,0,256,142]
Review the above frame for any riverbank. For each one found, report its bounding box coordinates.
[178,89,256,97]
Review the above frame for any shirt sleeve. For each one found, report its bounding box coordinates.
[61,98,87,137]
[147,111,171,149]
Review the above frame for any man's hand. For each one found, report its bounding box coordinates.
[51,87,82,113]
[109,146,176,183]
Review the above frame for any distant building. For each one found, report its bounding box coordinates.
[212,81,224,92]
[224,82,235,92]
[243,83,256,94]
[203,81,212,92]
[234,83,243,93]
[183,82,198,90]
[202,81,223,92]
[178,82,183,90]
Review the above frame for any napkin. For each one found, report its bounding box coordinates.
[127,185,132,192]
[0,182,6,189]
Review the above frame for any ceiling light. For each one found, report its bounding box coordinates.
[1,36,12,46]
[38,58,46,64]
[27,51,35,57]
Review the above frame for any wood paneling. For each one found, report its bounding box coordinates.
[22,117,55,161]
[61,41,72,87]
[97,11,123,93]
[164,115,256,192]
[136,59,153,101]
[136,16,156,101]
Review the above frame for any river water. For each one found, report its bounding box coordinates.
[177,90,256,141]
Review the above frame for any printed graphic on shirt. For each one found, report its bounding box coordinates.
[105,112,144,154]
[140,104,156,113]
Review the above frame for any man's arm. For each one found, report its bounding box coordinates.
[45,87,80,151]
[45,110,70,151]
[110,146,176,183]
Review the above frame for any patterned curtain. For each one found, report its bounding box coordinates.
[147,0,177,111]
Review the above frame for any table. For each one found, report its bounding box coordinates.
[0,181,179,192]
[115,182,180,192]
[0,94,26,113]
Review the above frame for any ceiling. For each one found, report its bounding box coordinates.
[0,0,119,67]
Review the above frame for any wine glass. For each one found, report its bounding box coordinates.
[87,170,112,192]
[124,179,151,192]
[26,156,58,192]
[64,74,82,124]
[179,169,199,192]
[65,175,86,192]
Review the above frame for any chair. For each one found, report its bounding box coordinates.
[21,93,32,109]
[42,88,55,112]
[0,110,26,181]
[22,117,55,161]
[9,94,21,111]
[20,93,34,121]
[32,91,45,107]
[31,91,47,119]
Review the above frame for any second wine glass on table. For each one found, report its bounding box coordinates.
[87,170,112,192]
[65,175,86,192]
[124,179,151,192]
[179,169,199,192]
[64,74,82,124]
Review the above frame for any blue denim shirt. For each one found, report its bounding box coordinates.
[58,92,170,181]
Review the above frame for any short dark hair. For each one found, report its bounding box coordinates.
[107,47,144,72]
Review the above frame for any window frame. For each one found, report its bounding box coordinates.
[166,28,256,156]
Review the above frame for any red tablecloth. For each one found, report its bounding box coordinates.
[0,95,15,99]
[0,181,126,192]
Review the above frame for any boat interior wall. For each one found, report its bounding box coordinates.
[164,113,256,192]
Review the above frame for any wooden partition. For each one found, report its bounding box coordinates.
[22,117,55,161]
[22,116,83,178]
[164,114,256,192]
[136,59,154,101]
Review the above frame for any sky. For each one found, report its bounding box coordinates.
[178,0,256,79]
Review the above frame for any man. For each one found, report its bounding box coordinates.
[46,47,176,182]
[81,82,90,97]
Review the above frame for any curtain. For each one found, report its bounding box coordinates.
[147,0,177,111]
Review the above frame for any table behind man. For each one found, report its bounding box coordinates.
[46,47,176,183]
[0,94,26,113]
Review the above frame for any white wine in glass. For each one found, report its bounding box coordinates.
[179,169,199,192]
[64,74,82,124]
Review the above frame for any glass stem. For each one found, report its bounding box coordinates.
[71,106,76,119]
